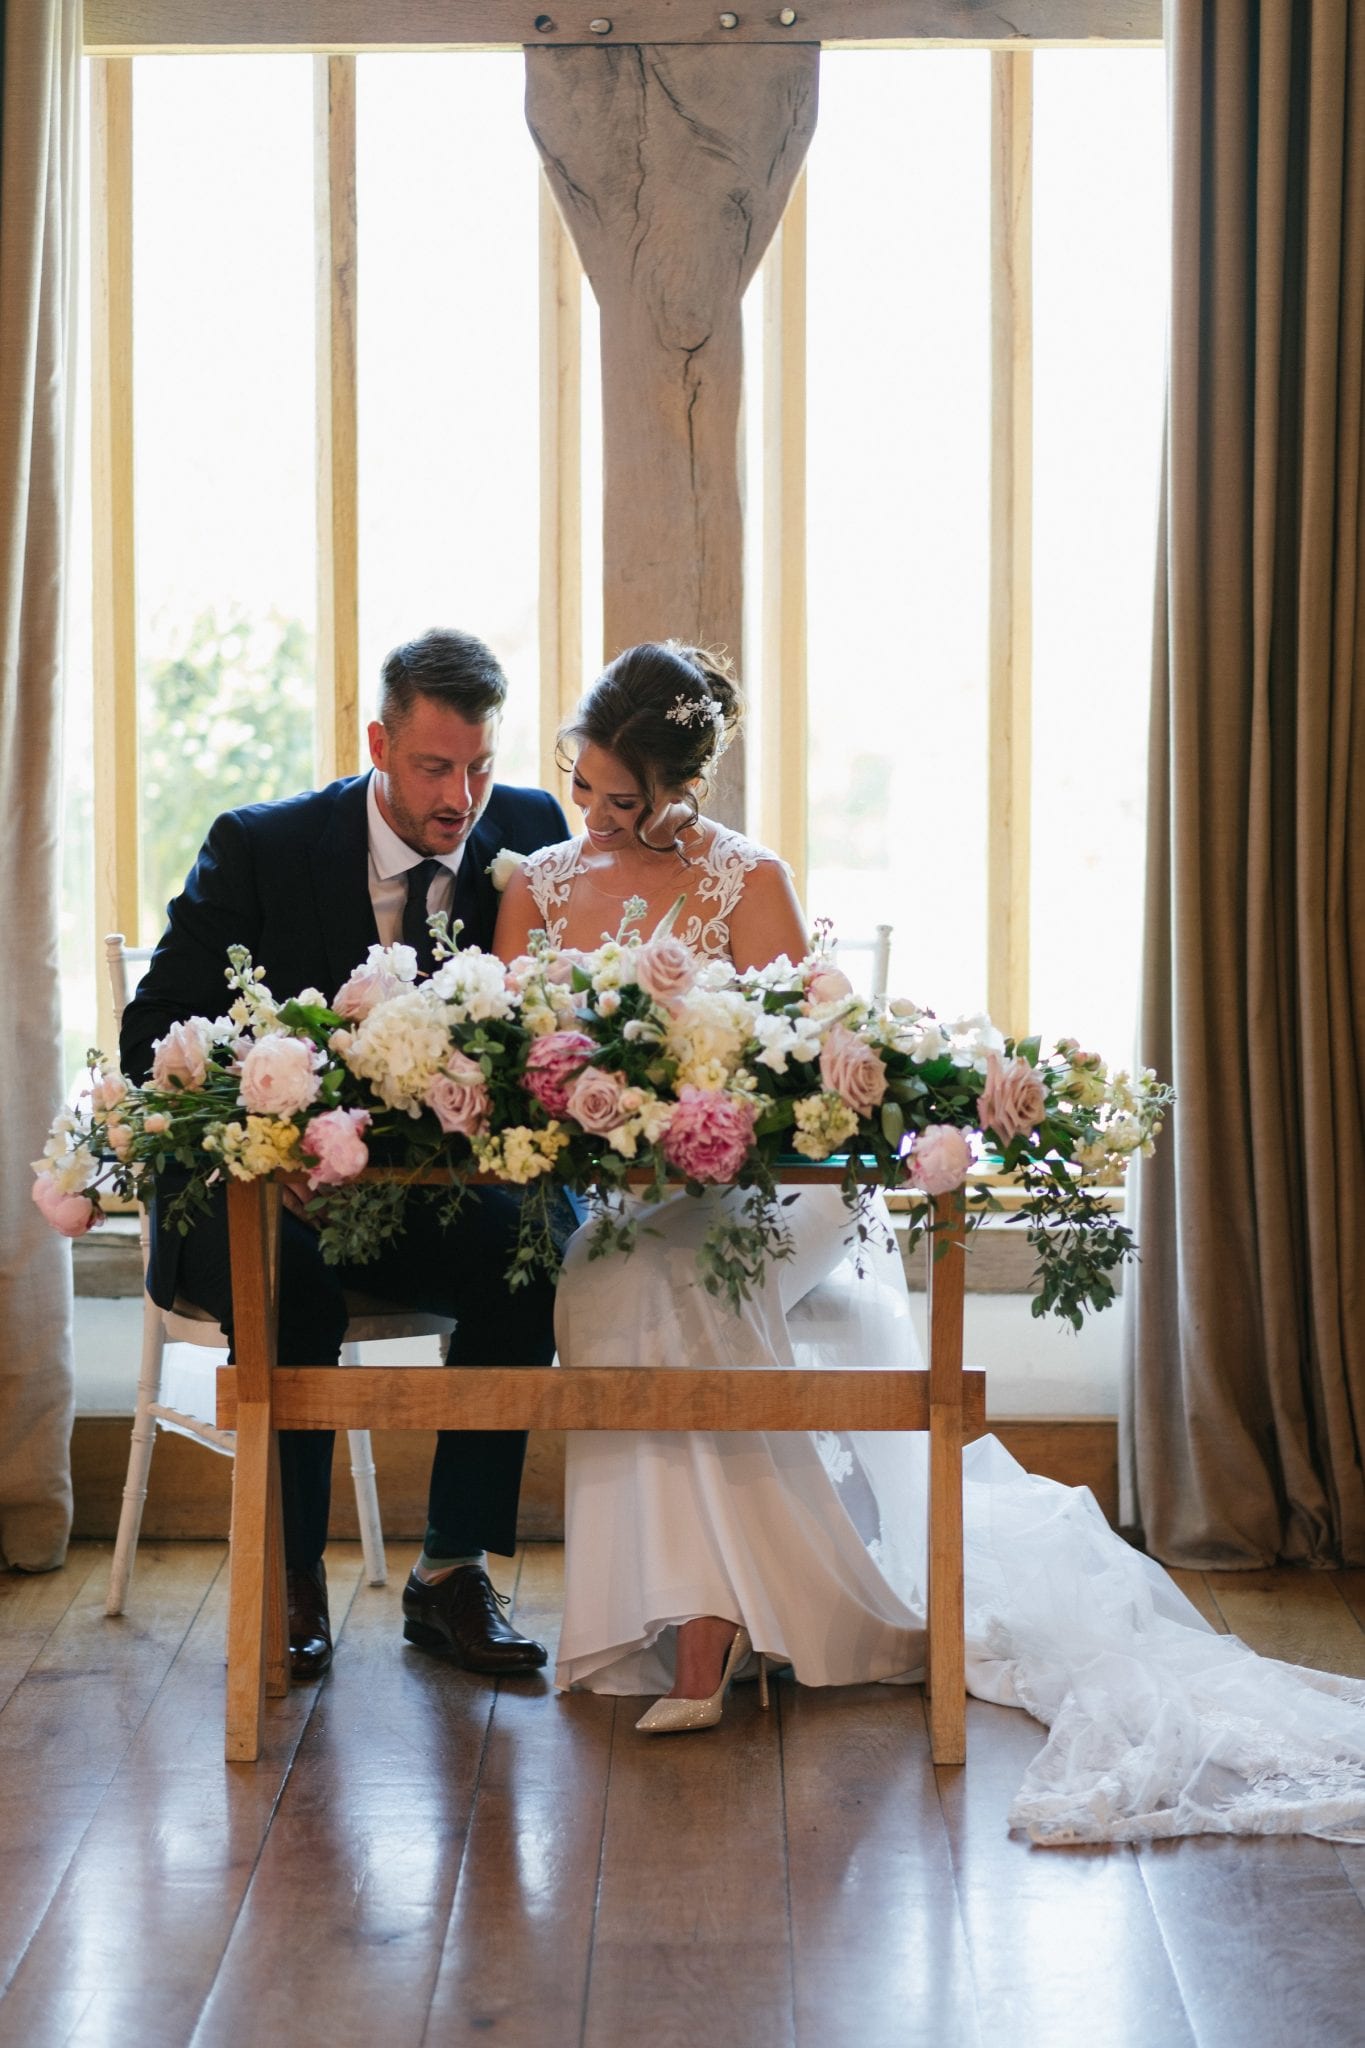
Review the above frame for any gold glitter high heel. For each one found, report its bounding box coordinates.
[634,1625,767,1734]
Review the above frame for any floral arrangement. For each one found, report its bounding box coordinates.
[33,901,1171,1325]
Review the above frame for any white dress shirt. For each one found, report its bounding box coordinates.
[365,770,465,947]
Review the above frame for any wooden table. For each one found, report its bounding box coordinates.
[215,1170,985,1765]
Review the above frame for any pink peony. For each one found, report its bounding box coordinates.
[633,935,698,1007]
[564,1064,628,1135]
[523,1030,596,1116]
[806,966,854,1006]
[300,1107,372,1189]
[150,1019,210,1091]
[976,1051,1048,1147]
[907,1125,973,1196]
[239,1035,322,1117]
[662,1086,756,1184]
[333,962,407,1021]
[819,1022,888,1117]
[425,1051,492,1138]
[31,1176,99,1237]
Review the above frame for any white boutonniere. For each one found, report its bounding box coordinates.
[487,847,527,892]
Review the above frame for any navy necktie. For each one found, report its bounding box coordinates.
[401,859,443,976]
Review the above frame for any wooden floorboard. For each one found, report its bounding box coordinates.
[3,1549,1365,2047]
[934,1699,1196,2047]
[0,1548,353,2048]
[1203,1570,1365,1676]
[425,1547,612,2046]
[783,1680,980,2048]
[584,1667,792,2047]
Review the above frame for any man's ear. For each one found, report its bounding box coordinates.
[367,720,387,772]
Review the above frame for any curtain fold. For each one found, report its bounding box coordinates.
[1124,0,1365,1567]
[0,0,80,1570]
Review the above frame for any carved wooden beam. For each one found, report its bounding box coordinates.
[85,2,1162,56]
[526,41,817,820]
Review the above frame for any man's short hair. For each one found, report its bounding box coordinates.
[377,629,509,730]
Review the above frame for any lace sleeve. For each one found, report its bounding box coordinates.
[523,841,585,947]
[682,827,788,958]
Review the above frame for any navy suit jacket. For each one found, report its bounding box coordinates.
[121,773,569,1306]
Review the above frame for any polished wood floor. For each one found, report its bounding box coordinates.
[2,1541,1365,2048]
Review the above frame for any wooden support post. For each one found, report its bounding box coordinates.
[224,1179,284,1761]
[525,42,819,827]
[925,1186,967,1765]
[315,54,360,784]
[987,50,1033,1040]
[91,58,139,1051]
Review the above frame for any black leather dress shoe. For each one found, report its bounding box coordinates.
[401,1566,548,1673]
[287,1560,332,1682]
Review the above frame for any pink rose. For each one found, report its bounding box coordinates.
[662,1086,756,1184]
[806,966,854,1006]
[523,1031,596,1116]
[819,1022,887,1117]
[238,1035,322,1117]
[907,1125,973,1196]
[90,1071,127,1112]
[425,1051,491,1138]
[633,935,698,1007]
[544,949,589,988]
[150,1019,211,1091]
[333,963,407,1021]
[31,1175,100,1237]
[564,1064,628,1135]
[976,1051,1047,1147]
[301,1107,372,1189]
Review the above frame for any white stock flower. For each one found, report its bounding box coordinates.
[947,1011,1007,1075]
[427,949,516,1023]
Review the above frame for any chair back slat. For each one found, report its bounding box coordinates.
[104,933,156,1031]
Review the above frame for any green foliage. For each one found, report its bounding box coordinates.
[139,610,315,933]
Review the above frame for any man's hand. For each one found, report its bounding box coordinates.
[280,1174,320,1227]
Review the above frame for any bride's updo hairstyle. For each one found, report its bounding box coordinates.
[558,640,743,857]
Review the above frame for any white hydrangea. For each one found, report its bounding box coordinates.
[665,987,755,1091]
[343,989,455,1114]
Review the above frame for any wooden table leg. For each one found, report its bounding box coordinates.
[224,1180,283,1762]
[925,1189,967,1766]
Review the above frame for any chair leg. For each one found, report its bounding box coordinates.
[341,1341,387,1586]
[348,1430,387,1587]
[106,1296,166,1616]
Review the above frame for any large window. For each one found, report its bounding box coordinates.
[70,32,1167,1092]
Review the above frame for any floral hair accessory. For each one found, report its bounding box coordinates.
[665,693,723,732]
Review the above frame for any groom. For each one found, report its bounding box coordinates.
[121,628,569,1682]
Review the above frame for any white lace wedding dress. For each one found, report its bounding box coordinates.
[529,831,1365,1846]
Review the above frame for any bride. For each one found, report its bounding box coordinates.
[494,640,1365,1845]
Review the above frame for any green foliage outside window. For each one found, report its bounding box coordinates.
[139,609,316,937]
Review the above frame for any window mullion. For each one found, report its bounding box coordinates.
[761,168,809,895]
[538,173,583,799]
[988,48,1033,1039]
[314,53,359,783]
[91,55,139,1059]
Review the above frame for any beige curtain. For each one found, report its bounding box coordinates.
[0,0,80,1570]
[1124,0,1365,1567]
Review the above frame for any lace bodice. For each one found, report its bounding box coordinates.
[523,826,782,957]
